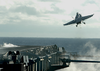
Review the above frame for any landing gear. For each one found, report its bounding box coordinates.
[83,22,85,24]
[76,24,78,27]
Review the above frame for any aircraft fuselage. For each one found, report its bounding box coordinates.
[75,18,82,24]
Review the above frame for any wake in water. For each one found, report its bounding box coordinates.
[0,43,20,48]
[57,41,100,71]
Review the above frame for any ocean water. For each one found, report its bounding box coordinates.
[0,37,100,53]
[0,37,100,71]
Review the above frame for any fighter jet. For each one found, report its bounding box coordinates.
[63,12,94,27]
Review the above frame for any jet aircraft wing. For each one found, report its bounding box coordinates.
[81,14,94,21]
[64,20,76,26]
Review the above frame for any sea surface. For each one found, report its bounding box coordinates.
[0,37,100,71]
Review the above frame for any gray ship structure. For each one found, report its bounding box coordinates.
[0,45,100,71]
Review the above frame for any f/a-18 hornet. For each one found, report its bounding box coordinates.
[63,12,94,27]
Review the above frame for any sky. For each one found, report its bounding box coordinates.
[0,0,100,38]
